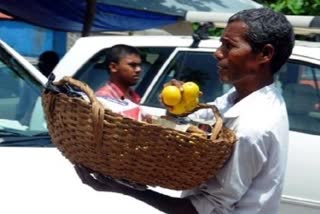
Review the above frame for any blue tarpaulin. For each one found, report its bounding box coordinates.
[0,0,261,32]
[0,0,180,32]
[0,21,66,57]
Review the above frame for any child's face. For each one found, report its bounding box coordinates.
[110,54,142,86]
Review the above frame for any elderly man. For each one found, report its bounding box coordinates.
[75,7,294,214]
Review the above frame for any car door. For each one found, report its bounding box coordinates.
[278,59,320,214]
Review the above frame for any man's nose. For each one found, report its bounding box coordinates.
[214,47,223,60]
[135,65,142,73]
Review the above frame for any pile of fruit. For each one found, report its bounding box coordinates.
[161,81,200,116]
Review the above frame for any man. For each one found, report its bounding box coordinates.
[95,44,142,103]
[16,50,60,124]
[75,7,294,214]
[38,50,60,77]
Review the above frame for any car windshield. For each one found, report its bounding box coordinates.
[0,44,51,146]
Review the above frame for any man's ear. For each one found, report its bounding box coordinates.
[259,44,274,64]
[108,62,118,73]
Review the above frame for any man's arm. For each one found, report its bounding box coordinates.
[75,165,197,214]
[122,187,197,214]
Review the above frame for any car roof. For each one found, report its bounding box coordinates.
[53,36,200,80]
[69,35,320,51]
[53,35,320,81]
[291,40,320,61]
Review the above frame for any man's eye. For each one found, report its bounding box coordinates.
[223,42,232,50]
[128,63,140,67]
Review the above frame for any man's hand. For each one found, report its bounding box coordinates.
[74,165,197,214]
[74,165,128,193]
[163,79,184,89]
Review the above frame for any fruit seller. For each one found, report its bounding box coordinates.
[75,7,294,214]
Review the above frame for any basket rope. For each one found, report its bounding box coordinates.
[194,104,223,141]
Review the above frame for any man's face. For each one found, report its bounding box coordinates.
[111,54,142,86]
[214,21,260,85]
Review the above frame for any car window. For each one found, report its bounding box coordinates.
[0,46,50,146]
[278,61,320,135]
[74,47,174,97]
[143,50,228,107]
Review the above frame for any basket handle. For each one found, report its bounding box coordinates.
[57,76,100,104]
[190,104,223,141]
[56,76,105,147]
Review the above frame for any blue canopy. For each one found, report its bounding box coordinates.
[0,0,261,32]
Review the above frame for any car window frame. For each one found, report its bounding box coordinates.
[141,47,217,104]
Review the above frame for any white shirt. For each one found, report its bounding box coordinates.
[182,83,289,214]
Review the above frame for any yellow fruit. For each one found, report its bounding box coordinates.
[182,82,200,102]
[168,102,186,115]
[184,98,199,112]
[161,85,182,106]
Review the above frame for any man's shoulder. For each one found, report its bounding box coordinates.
[236,90,287,135]
[95,83,114,96]
[237,104,287,138]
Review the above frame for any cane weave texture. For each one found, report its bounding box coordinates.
[42,77,236,190]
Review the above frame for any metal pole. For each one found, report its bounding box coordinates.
[185,11,320,34]
[82,0,96,37]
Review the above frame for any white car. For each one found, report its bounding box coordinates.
[1,35,319,214]
[0,39,169,214]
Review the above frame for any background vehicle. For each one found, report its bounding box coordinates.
[0,40,48,143]
[53,35,320,213]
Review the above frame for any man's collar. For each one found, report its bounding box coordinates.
[108,81,141,103]
[223,83,277,118]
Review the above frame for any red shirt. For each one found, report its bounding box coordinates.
[95,82,141,104]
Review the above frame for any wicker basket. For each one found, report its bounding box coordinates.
[42,76,236,190]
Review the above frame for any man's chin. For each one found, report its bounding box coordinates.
[218,74,229,84]
[129,81,138,86]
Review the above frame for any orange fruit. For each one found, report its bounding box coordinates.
[182,82,200,102]
[161,85,182,106]
[168,101,186,115]
[184,98,199,112]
